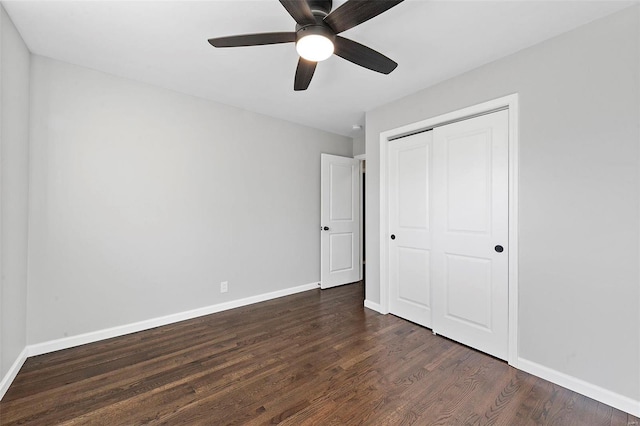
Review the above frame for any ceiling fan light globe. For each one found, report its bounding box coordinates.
[296,35,334,62]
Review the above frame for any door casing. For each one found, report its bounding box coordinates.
[378,94,520,367]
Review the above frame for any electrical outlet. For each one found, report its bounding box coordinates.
[220,281,228,293]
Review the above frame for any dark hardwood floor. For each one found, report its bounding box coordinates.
[1,282,638,425]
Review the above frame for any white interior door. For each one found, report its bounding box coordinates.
[321,154,361,289]
[388,132,433,328]
[431,110,509,360]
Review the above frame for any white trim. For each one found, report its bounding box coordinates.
[359,159,365,279]
[0,1,4,404]
[354,154,366,160]
[637,5,640,416]
[2,282,318,399]
[363,299,383,313]
[378,94,520,366]
[506,99,520,367]
[518,358,640,417]
[0,347,28,401]
[27,282,318,357]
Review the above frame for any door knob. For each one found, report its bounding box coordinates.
[494,245,504,253]
[390,234,396,240]
[323,226,329,231]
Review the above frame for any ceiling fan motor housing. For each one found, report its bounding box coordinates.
[295,0,335,37]
[308,0,333,17]
[295,24,335,44]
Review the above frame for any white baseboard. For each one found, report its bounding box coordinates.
[0,347,28,401]
[2,282,317,401]
[518,358,640,417]
[0,280,360,401]
[364,299,383,313]
[28,282,318,357]
[6,287,639,419]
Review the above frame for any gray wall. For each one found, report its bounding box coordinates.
[27,56,352,345]
[365,7,639,400]
[352,134,365,157]
[0,6,30,380]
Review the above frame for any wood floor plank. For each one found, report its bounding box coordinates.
[1,282,636,425]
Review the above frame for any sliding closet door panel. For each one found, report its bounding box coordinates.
[432,110,509,360]
[388,131,432,328]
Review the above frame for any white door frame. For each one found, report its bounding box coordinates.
[379,94,520,367]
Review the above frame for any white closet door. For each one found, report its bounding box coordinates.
[431,110,509,360]
[320,154,361,289]
[388,131,433,328]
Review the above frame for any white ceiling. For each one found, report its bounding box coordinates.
[3,0,635,136]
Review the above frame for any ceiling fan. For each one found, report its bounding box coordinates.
[208,0,404,91]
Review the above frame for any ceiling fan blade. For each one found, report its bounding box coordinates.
[279,0,317,26]
[324,0,404,34]
[208,32,296,48]
[334,36,397,74]
[294,58,317,91]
